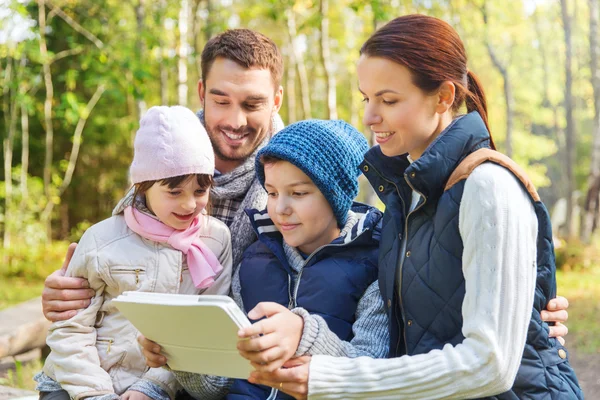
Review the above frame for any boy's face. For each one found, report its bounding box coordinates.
[264,161,340,255]
[145,177,210,231]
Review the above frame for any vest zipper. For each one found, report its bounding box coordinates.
[366,162,409,351]
[400,173,427,352]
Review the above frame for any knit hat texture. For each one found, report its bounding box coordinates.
[256,119,369,226]
[130,105,214,184]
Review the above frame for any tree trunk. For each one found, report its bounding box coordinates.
[481,2,513,157]
[582,0,600,241]
[157,0,169,105]
[561,0,576,238]
[178,0,190,106]
[285,42,297,123]
[20,100,29,206]
[2,57,18,250]
[38,0,55,240]
[19,56,29,206]
[135,0,147,116]
[286,8,311,119]
[318,0,337,119]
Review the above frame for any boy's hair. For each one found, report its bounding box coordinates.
[133,173,213,214]
[259,154,282,167]
[201,29,283,90]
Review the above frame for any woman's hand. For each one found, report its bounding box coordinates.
[248,356,311,400]
[237,302,304,372]
[541,295,569,345]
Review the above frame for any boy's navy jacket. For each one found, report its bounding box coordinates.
[360,111,582,399]
[227,203,382,400]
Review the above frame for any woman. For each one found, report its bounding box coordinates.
[248,14,583,399]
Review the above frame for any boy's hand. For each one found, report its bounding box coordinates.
[237,302,304,373]
[121,391,153,400]
[137,335,168,368]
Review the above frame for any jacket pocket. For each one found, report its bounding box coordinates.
[108,266,147,291]
[96,336,126,378]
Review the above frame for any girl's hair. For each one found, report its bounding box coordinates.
[133,173,214,214]
[360,14,496,150]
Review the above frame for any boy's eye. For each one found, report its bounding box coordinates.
[293,192,307,197]
[267,192,278,197]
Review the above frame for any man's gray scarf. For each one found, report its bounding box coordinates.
[197,110,284,268]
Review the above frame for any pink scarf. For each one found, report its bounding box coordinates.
[124,206,223,289]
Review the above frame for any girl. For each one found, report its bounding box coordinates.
[249,15,583,399]
[35,106,232,400]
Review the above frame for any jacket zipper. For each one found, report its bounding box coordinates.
[111,267,145,285]
[97,338,114,354]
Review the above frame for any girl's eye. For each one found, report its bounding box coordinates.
[195,189,207,195]
[169,191,181,196]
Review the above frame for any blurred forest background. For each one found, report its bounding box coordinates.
[0,0,600,393]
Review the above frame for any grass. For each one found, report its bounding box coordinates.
[557,266,600,354]
[0,359,43,390]
[0,278,44,311]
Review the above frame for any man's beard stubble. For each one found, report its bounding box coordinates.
[206,119,274,162]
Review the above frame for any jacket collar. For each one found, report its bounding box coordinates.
[244,202,382,269]
[363,111,492,203]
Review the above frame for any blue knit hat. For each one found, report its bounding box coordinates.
[256,119,369,227]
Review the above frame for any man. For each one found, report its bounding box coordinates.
[41,28,570,400]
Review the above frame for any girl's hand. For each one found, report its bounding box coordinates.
[137,334,168,368]
[248,356,311,400]
[121,391,152,400]
[237,302,304,372]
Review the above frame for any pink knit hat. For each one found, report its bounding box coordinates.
[130,106,214,184]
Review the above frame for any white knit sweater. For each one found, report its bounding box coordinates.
[308,163,538,399]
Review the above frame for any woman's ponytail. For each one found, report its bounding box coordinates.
[466,70,496,150]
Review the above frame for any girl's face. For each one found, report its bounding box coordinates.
[145,177,210,230]
[264,161,340,255]
[357,55,452,160]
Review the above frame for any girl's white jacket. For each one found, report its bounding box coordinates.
[43,213,232,400]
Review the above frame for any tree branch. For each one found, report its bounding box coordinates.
[47,2,104,49]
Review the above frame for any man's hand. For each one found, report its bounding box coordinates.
[248,356,311,400]
[137,335,168,368]
[237,302,304,373]
[121,391,153,400]
[42,243,95,322]
[541,295,569,345]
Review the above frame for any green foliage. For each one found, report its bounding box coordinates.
[0,358,43,390]
[0,241,70,281]
[556,265,600,354]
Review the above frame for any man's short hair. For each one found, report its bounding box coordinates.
[201,29,283,90]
